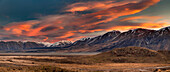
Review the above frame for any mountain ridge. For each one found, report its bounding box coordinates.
[67,26,170,52]
[0,26,170,52]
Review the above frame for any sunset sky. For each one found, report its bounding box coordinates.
[0,0,170,42]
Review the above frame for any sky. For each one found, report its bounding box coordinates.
[0,0,170,43]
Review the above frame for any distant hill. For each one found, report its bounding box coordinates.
[0,41,44,50]
[89,46,167,63]
[0,41,72,52]
[56,47,168,64]
[15,47,169,64]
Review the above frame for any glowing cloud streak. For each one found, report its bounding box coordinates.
[1,0,167,43]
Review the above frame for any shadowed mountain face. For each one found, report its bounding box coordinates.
[0,41,73,51]
[67,26,170,52]
[0,41,45,50]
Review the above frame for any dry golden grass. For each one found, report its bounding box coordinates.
[0,66,77,72]
[0,47,170,72]
[0,55,170,72]
[55,63,170,71]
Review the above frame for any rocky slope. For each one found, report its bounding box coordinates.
[68,26,170,52]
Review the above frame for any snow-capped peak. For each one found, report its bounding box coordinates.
[37,42,53,47]
[50,40,73,47]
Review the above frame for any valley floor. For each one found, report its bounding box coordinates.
[0,55,170,72]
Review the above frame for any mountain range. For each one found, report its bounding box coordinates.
[0,41,44,50]
[0,41,72,51]
[0,26,170,52]
[67,26,170,52]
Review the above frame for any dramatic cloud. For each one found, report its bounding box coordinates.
[119,16,162,22]
[1,0,168,43]
[65,0,141,13]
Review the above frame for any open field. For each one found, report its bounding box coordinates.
[0,52,170,72]
[0,47,170,72]
[0,52,100,56]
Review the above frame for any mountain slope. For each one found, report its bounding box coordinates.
[0,41,45,50]
[67,26,170,52]
[69,31,121,52]
[0,41,72,51]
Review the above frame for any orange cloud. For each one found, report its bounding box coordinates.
[12,29,22,35]
[107,23,170,31]
[55,31,75,39]
[66,0,140,12]
[66,6,89,12]
[119,16,162,22]
[4,20,40,35]
[25,25,49,36]
[80,0,161,27]
[78,29,104,33]
[43,37,49,41]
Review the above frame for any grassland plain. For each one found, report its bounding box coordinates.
[0,47,170,72]
[15,47,169,64]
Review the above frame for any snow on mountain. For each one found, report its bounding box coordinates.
[68,27,170,52]
[37,42,53,47]
[50,40,73,47]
